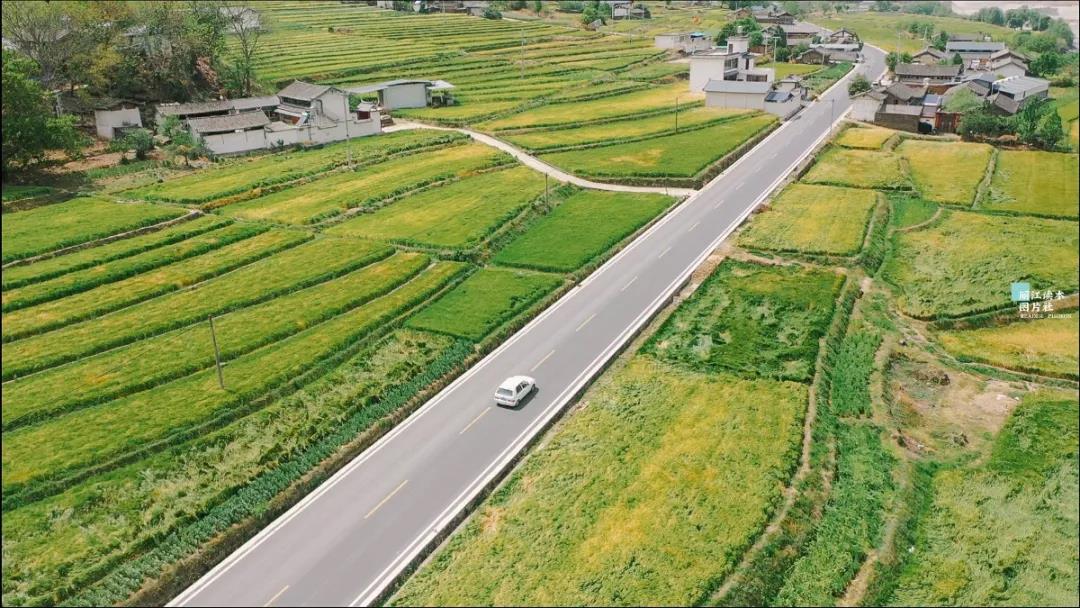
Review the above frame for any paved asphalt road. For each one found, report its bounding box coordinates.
[171,46,886,608]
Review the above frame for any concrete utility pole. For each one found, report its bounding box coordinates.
[209,315,225,390]
[343,92,353,169]
[545,173,549,205]
[675,95,681,134]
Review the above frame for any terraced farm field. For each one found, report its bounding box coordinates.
[539,113,776,186]
[897,139,993,206]
[935,315,1079,379]
[803,147,909,190]
[325,166,547,249]
[127,129,464,205]
[739,183,879,256]
[1,197,186,263]
[883,210,1079,319]
[985,150,1079,218]
[835,126,896,149]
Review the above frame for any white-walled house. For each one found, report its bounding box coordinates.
[655,32,712,54]
[94,102,142,140]
[345,79,456,110]
[162,81,382,155]
[689,36,773,92]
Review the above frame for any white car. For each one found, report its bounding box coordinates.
[494,375,536,407]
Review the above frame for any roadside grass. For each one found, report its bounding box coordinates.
[888,391,1079,606]
[1,223,267,312]
[836,126,896,149]
[1,238,392,380]
[935,316,1079,379]
[392,357,805,606]
[881,210,1079,319]
[220,144,509,224]
[985,150,1079,218]
[538,113,776,181]
[0,215,231,290]
[1,261,468,503]
[644,260,844,383]
[1,197,185,263]
[775,423,897,606]
[126,130,465,205]
[897,139,993,206]
[477,82,698,131]
[2,252,432,430]
[1,330,468,607]
[803,147,909,190]
[406,267,562,341]
[803,62,853,96]
[493,190,674,272]
[0,228,304,341]
[502,107,755,152]
[325,166,547,249]
[738,183,878,256]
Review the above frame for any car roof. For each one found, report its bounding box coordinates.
[499,375,532,390]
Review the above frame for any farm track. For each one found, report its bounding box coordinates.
[386,121,698,197]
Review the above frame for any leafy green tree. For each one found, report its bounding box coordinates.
[942,87,984,113]
[109,128,155,160]
[848,74,871,95]
[932,30,948,50]
[951,52,963,65]
[1030,52,1062,77]
[1033,109,1064,149]
[1,50,83,176]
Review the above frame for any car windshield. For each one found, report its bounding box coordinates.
[496,388,514,396]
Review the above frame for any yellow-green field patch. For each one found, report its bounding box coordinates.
[803,147,908,189]
[898,139,993,206]
[936,316,1079,379]
[836,126,896,149]
[739,184,878,256]
[985,150,1079,218]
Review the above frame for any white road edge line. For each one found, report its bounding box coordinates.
[364,480,408,520]
[352,107,861,608]
[170,54,872,607]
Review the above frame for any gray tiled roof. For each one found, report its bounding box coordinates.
[187,111,269,134]
[895,63,962,78]
[945,41,1006,53]
[278,81,332,101]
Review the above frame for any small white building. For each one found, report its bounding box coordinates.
[346,79,456,110]
[703,78,805,118]
[94,102,143,140]
[689,36,774,92]
[655,32,712,54]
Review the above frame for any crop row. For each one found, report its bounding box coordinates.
[2,228,303,341]
[1,261,468,508]
[2,197,186,264]
[1,215,230,290]
[2,222,267,312]
[2,252,432,431]
[1,238,391,380]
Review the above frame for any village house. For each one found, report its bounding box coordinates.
[796,47,859,65]
[157,81,382,155]
[654,32,712,54]
[911,46,947,64]
[220,5,261,32]
[824,28,859,46]
[894,62,962,85]
[987,48,1030,78]
[748,6,795,25]
[945,40,1006,67]
[778,22,821,46]
[987,75,1050,114]
[691,36,804,119]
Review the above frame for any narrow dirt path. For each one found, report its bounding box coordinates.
[386,121,699,197]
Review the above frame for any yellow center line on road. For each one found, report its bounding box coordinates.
[576,312,597,332]
[459,407,491,435]
[621,276,638,292]
[264,585,289,607]
[659,246,672,259]
[364,480,408,520]
[530,350,555,372]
